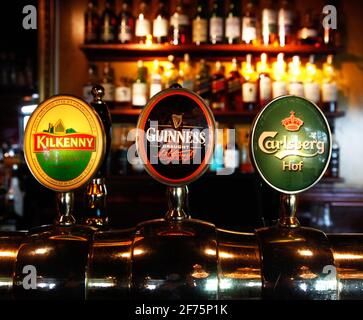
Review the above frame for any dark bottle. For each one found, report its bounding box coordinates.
[169,0,190,45]
[135,1,151,44]
[225,1,241,44]
[326,125,340,178]
[297,9,319,45]
[153,0,169,44]
[118,0,134,44]
[100,0,117,43]
[192,0,208,45]
[209,0,224,44]
[195,59,211,106]
[211,61,226,110]
[242,0,257,45]
[261,0,278,45]
[85,0,100,43]
[227,58,243,110]
[278,0,295,46]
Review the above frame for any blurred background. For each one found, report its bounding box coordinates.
[1,0,363,234]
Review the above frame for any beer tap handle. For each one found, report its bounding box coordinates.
[56,192,76,225]
[165,186,189,221]
[278,193,300,228]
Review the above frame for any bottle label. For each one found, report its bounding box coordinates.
[278,9,293,35]
[322,82,337,102]
[153,17,168,37]
[210,17,223,41]
[102,83,115,101]
[212,78,225,93]
[272,81,287,98]
[289,82,304,97]
[259,77,272,101]
[149,77,163,98]
[242,82,257,103]
[228,78,241,94]
[135,18,151,37]
[192,18,208,43]
[132,82,148,106]
[242,17,257,43]
[115,86,131,102]
[83,85,93,104]
[226,16,241,39]
[182,79,194,91]
[101,25,116,42]
[170,14,189,27]
[224,149,239,169]
[262,9,277,34]
[119,22,132,42]
[304,82,320,103]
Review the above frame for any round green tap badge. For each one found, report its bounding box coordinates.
[251,96,332,194]
[24,95,105,192]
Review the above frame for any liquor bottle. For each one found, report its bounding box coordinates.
[278,0,295,46]
[241,54,258,111]
[322,55,338,112]
[153,0,169,44]
[272,53,287,99]
[328,125,340,178]
[240,131,254,173]
[132,60,148,108]
[84,0,100,44]
[224,128,239,173]
[115,77,131,104]
[169,0,190,45]
[195,59,211,106]
[227,58,243,110]
[100,0,117,43]
[192,0,208,45]
[241,0,257,45]
[303,55,320,105]
[135,1,151,44]
[209,0,224,44]
[297,9,319,45]
[210,123,224,172]
[164,55,179,88]
[149,59,163,98]
[288,55,304,97]
[101,62,115,101]
[114,127,129,175]
[118,0,134,44]
[83,64,98,104]
[225,1,241,44]
[261,0,278,45]
[257,53,272,107]
[211,61,226,110]
[179,53,194,91]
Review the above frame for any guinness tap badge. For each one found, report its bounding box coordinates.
[137,88,215,187]
[251,95,332,194]
[24,95,105,191]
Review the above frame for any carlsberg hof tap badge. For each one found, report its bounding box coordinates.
[24,95,105,191]
[137,88,215,186]
[251,96,331,194]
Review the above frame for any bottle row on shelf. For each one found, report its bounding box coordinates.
[85,0,338,47]
[84,53,339,113]
[111,124,340,178]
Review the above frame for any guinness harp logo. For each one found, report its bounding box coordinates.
[172,114,183,129]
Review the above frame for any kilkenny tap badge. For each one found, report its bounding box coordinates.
[24,95,105,191]
[251,96,331,194]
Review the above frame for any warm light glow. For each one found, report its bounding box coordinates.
[133,248,145,256]
[0,279,12,287]
[0,250,17,258]
[146,34,153,46]
[205,248,216,256]
[88,278,116,288]
[298,249,314,257]
[33,247,51,255]
[219,251,234,259]
[333,253,363,260]
[21,104,37,115]
[278,11,286,47]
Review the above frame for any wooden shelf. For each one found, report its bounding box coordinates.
[81,43,340,61]
[109,105,345,123]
